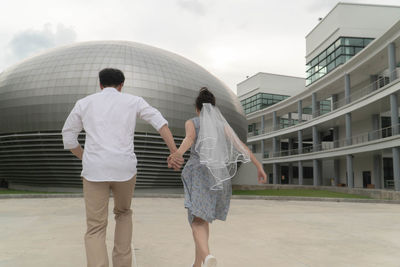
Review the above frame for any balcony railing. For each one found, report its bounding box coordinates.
[248,68,400,138]
[264,123,400,158]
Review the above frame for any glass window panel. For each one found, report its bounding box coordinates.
[344,37,363,46]
[318,51,326,61]
[335,55,345,66]
[311,57,318,67]
[345,47,355,55]
[363,38,373,46]
[327,61,335,72]
[335,46,343,58]
[335,38,342,48]
[319,59,326,67]
[327,44,335,55]
[354,47,363,54]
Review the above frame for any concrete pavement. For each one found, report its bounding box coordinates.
[1,197,400,266]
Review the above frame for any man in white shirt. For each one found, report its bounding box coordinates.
[62,68,183,267]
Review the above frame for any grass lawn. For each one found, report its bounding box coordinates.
[232,189,371,199]
[0,189,69,194]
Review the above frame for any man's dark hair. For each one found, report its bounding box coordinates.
[195,87,216,111]
[99,68,125,87]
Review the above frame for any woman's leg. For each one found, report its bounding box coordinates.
[191,216,210,267]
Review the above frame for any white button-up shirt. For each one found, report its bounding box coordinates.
[62,87,168,182]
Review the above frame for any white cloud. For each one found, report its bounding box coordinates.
[1,0,400,92]
[5,23,76,65]
[177,0,206,16]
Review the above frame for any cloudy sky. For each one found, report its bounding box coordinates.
[1,0,400,93]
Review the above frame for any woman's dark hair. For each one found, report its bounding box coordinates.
[195,87,216,111]
[99,68,125,87]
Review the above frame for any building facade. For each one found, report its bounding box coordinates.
[0,41,247,190]
[239,3,400,189]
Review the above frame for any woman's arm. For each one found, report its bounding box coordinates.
[225,125,267,183]
[168,120,196,167]
[241,140,267,184]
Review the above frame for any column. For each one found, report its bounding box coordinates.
[288,138,294,155]
[390,73,400,189]
[388,42,397,81]
[273,111,279,131]
[334,159,340,186]
[288,112,292,126]
[298,130,303,154]
[393,147,400,191]
[273,163,278,184]
[371,114,380,140]
[260,115,265,134]
[312,92,318,118]
[260,115,265,157]
[345,73,351,104]
[333,126,339,148]
[272,137,280,184]
[390,94,399,135]
[298,161,303,185]
[312,126,319,151]
[373,154,382,189]
[288,138,294,184]
[346,155,354,188]
[312,126,321,189]
[345,113,352,145]
[313,159,320,186]
[260,140,265,158]
[288,163,293,184]
[298,130,303,185]
[332,94,338,110]
[298,100,303,123]
[272,137,279,157]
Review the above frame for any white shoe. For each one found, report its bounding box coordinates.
[203,255,217,267]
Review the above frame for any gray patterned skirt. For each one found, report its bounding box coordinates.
[181,157,232,224]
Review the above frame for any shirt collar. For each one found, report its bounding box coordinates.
[102,87,120,93]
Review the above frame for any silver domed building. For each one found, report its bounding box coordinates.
[0,41,247,190]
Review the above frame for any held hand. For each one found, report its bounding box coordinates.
[257,167,267,184]
[167,152,184,171]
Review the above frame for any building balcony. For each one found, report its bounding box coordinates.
[262,124,400,163]
[248,71,400,143]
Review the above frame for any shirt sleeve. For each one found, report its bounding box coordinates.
[137,97,168,131]
[62,101,83,149]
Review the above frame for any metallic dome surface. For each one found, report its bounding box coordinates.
[0,40,246,138]
[0,41,247,189]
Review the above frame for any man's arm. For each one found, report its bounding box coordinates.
[62,101,84,160]
[70,145,84,160]
[158,124,177,153]
[137,97,183,169]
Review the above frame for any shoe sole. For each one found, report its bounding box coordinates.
[204,257,217,267]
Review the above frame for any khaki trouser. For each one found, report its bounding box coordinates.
[82,176,136,267]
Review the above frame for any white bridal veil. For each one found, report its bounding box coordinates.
[195,103,251,190]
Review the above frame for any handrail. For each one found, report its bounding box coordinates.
[267,123,400,158]
[248,68,400,138]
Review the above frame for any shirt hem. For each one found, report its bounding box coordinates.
[82,171,137,182]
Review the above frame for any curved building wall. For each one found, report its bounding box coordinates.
[0,41,247,189]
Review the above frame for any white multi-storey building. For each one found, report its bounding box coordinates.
[238,3,400,190]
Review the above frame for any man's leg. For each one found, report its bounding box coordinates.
[83,178,110,267]
[110,176,136,267]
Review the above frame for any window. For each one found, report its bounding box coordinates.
[240,93,290,114]
[327,44,335,55]
[306,37,375,86]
